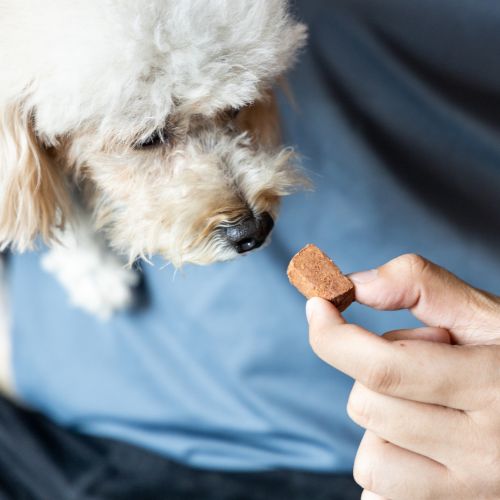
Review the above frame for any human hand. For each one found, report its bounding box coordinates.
[306,254,500,500]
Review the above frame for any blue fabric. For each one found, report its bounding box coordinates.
[6,0,500,473]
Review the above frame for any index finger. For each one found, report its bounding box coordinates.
[307,297,498,410]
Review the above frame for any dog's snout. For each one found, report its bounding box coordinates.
[224,212,274,254]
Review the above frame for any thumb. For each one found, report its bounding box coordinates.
[349,254,500,345]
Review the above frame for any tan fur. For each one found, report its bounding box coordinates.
[0,102,70,251]
[237,91,282,148]
[30,94,304,268]
[0,0,307,269]
[0,92,306,268]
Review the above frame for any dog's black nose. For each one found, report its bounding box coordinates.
[224,212,274,254]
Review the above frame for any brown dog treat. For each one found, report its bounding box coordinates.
[287,244,355,312]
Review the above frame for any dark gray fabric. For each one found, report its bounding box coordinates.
[0,396,361,500]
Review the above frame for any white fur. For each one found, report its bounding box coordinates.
[0,1,307,317]
[1,0,306,142]
[41,213,140,319]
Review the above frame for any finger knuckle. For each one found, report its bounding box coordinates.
[397,253,429,277]
[353,448,376,491]
[364,361,400,394]
[347,388,371,427]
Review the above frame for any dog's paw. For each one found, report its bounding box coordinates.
[42,239,140,321]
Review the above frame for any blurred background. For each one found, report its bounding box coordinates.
[1,1,500,499]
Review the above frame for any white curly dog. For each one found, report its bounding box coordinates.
[0,1,307,321]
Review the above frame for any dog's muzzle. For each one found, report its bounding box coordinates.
[223,212,274,254]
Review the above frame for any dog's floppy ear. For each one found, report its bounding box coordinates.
[0,101,69,251]
[237,90,282,148]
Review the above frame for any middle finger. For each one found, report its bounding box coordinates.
[348,382,470,466]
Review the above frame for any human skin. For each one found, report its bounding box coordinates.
[306,254,500,500]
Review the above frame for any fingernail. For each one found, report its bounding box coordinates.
[349,269,378,284]
[306,297,325,323]
[306,299,315,323]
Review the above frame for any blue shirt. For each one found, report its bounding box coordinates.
[6,0,500,472]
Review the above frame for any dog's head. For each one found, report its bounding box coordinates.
[0,0,307,266]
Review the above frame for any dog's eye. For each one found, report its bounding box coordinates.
[227,108,241,120]
[134,129,169,149]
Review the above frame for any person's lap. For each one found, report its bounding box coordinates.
[0,396,361,500]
